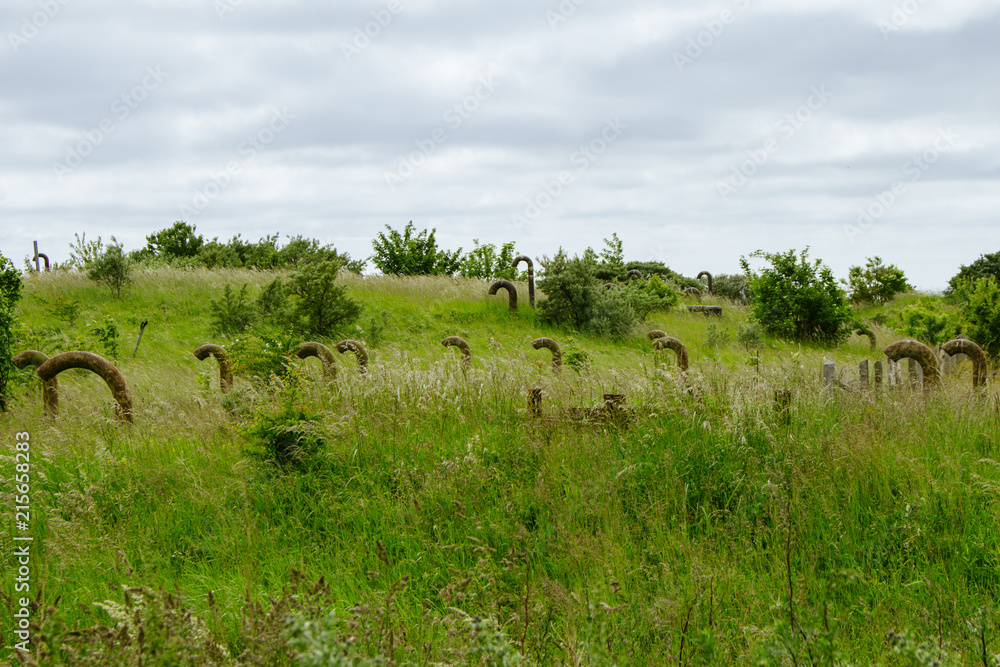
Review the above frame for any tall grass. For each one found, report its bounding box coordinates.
[3,268,999,665]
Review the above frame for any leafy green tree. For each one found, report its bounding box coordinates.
[67,232,105,269]
[370,222,462,276]
[537,248,637,337]
[287,260,363,337]
[459,240,518,281]
[741,248,852,344]
[846,256,911,304]
[0,252,23,411]
[957,277,1000,357]
[948,251,1000,296]
[145,221,204,258]
[87,238,132,298]
[599,233,625,275]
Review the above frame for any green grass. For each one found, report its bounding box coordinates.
[3,269,1000,665]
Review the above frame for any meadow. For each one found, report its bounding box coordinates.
[2,268,999,666]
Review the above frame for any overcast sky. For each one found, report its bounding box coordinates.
[2,0,998,290]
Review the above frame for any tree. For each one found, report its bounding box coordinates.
[0,252,23,411]
[599,233,625,275]
[370,222,462,276]
[145,221,204,258]
[948,251,1000,296]
[741,248,852,344]
[67,232,105,269]
[459,240,518,281]
[87,238,132,298]
[846,257,911,304]
[287,260,363,337]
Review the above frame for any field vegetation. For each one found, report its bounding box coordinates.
[2,238,1000,665]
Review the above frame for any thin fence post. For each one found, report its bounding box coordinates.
[823,361,835,388]
[528,388,541,417]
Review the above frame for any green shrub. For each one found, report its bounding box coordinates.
[210,284,258,335]
[43,294,82,328]
[227,332,296,380]
[741,248,852,344]
[846,256,911,304]
[287,260,363,338]
[623,273,679,320]
[0,252,22,411]
[711,273,750,304]
[370,221,462,276]
[89,318,120,358]
[957,277,1000,356]
[537,248,640,338]
[256,277,288,324]
[145,221,204,259]
[459,239,519,281]
[948,250,1000,296]
[896,300,959,346]
[66,232,105,269]
[705,324,730,349]
[87,238,132,298]
[243,402,326,467]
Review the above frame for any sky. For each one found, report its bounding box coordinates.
[1,0,998,290]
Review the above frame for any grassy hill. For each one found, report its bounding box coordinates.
[2,268,999,665]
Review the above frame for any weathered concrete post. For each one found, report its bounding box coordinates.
[859,359,869,390]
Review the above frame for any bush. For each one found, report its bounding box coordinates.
[537,248,637,337]
[957,277,1000,357]
[256,277,288,324]
[66,232,105,269]
[711,273,750,304]
[0,252,23,411]
[244,402,326,467]
[370,221,462,276]
[741,248,852,344]
[287,259,363,337]
[145,221,204,259]
[227,332,296,380]
[947,250,1000,295]
[846,256,911,304]
[459,240,519,281]
[87,238,132,298]
[896,300,959,347]
[623,273,679,320]
[210,284,257,335]
[89,318,120,358]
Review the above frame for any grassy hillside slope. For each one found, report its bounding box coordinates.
[2,268,999,665]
